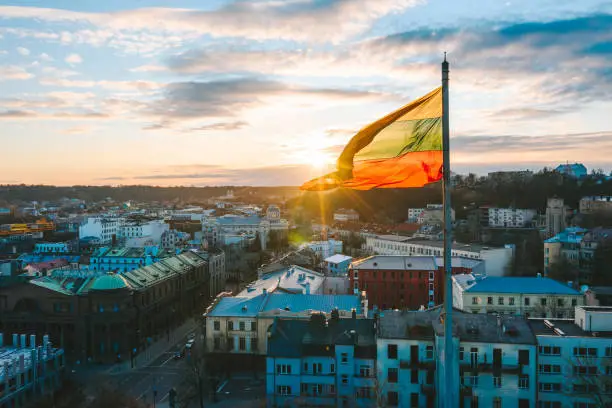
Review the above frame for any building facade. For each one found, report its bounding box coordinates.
[453,274,585,318]
[545,198,569,239]
[266,314,376,408]
[350,255,484,311]
[555,163,587,178]
[325,254,353,276]
[485,208,536,228]
[364,236,512,277]
[544,227,587,276]
[333,209,360,223]
[377,308,537,408]
[78,216,120,244]
[89,246,173,273]
[34,242,70,253]
[579,195,612,214]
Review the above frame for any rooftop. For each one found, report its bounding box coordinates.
[372,236,503,252]
[454,274,581,295]
[351,255,483,271]
[544,227,587,244]
[324,254,353,264]
[528,318,612,338]
[379,307,536,345]
[237,266,325,298]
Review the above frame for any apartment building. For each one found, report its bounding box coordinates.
[453,274,584,318]
[266,314,376,407]
[544,227,587,276]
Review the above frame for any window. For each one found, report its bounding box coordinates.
[410,392,418,408]
[541,298,547,306]
[228,337,234,351]
[539,346,561,356]
[539,403,561,408]
[341,374,348,385]
[538,382,561,392]
[387,344,398,359]
[573,366,597,376]
[277,385,291,396]
[493,376,502,388]
[388,367,398,383]
[276,364,291,375]
[573,347,597,357]
[411,369,418,384]
[426,345,434,359]
[493,397,502,408]
[557,298,564,307]
[472,297,478,305]
[359,365,371,377]
[498,297,504,305]
[341,353,348,364]
[388,391,399,407]
[313,363,322,374]
[606,346,612,357]
[573,384,598,393]
[524,297,530,306]
[331,363,335,373]
[250,337,257,351]
[487,297,493,305]
[239,337,246,351]
[572,299,577,307]
[518,375,529,389]
[213,337,220,350]
[251,321,257,331]
[470,395,479,408]
[519,349,530,365]
[459,347,464,360]
[518,400,529,408]
[539,364,561,374]
[228,321,234,330]
[356,387,370,399]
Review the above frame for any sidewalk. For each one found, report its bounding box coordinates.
[106,318,198,375]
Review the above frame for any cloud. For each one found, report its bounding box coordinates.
[39,76,162,91]
[148,77,387,122]
[0,109,109,120]
[129,64,166,72]
[188,121,248,132]
[0,1,420,43]
[65,53,82,64]
[16,46,30,56]
[0,65,32,80]
[61,126,93,135]
[39,52,53,61]
[490,108,568,120]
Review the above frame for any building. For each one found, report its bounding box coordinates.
[307,239,343,260]
[78,216,120,244]
[0,333,65,408]
[364,235,512,276]
[485,207,536,228]
[34,242,70,253]
[197,248,226,297]
[160,229,190,250]
[543,227,587,276]
[0,251,209,363]
[452,274,584,318]
[90,246,173,273]
[350,255,484,310]
[333,208,360,223]
[487,170,533,184]
[579,195,612,214]
[585,286,612,306]
[529,306,612,408]
[324,254,353,275]
[545,198,569,238]
[266,314,376,408]
[555,163,588,178]
[377,308,537,408]
[118,219,169,246]
[202,213,289,251]
[407,204,456,225]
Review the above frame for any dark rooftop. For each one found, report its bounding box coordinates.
[379,307,537,345]
[528,318,612,339]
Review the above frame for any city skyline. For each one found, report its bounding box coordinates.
[1,0,611,186]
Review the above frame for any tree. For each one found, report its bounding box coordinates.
[592,243,612,286]
[548,258,577,283]
[565,355,612,407]
[177,342,223,408]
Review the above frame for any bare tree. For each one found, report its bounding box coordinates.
[176,346,222,408]
[564,354,612,407]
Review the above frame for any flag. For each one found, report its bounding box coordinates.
[301,87,443,191]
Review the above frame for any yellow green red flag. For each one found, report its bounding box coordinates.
[301,87,443,191]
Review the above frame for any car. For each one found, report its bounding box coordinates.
[173,350,183,360]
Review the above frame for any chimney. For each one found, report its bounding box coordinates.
[305,282,311,295]
[567,281,574,288]
[263,288,267,295]
[43,334,49,348]
[351,308,357,320]
[30,334,36,348]
[20,334,26,349]
[537,273,542,278]
[0,333,3,347]
[12,334,18,347]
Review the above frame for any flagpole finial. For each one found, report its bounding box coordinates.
[443,51,447,62]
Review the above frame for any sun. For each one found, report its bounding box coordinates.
[308,150,332,170]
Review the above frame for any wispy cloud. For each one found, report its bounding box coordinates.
[0,65,32,80]
[188,121,248,132]
[16,46,30,56]
[65,53,82,65]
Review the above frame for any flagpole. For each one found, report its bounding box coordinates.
[441,54,455,408]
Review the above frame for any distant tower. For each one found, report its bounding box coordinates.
[546,197,567,238]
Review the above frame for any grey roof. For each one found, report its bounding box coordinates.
[268,317,376,358]
[379,307,537,345]
[529,318,612,338]
[352,255,438,271]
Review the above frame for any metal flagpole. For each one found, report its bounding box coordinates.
[441,53,455,408]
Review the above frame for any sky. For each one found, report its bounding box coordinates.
[0,0,611,186]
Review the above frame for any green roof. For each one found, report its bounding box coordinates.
[90,274,131,291]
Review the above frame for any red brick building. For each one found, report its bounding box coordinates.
[349,255,483,310]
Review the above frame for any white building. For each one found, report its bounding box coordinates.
[377,308,537,408]
[307,239,343,260]
[160,229,190,250]
[546,198,569,238]
[202,211,288,250]
[579,195,612,214]
[118,219,169,246]
[407,204,455,225]
[529,306,612,408]
[486,208,536,228]
[266,314,376,408]
[452,274,585,318]
[78,216,120,244]
[333,208,360,223]
[364,235,513,276]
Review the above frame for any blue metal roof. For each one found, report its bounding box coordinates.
[262,294,361,314]
[465,277,581,295]
[206,294,267,317]
[544,227,587,244]
[216,215,262,225]
[90,274,131,291]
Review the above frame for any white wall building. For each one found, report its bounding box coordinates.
[364,235,513,276]
[203,212,288,250]
[78,216,121,244]
[118,219,169,245]
[453,274,585,318]
[333,208,360,223]
[34,242,70,253]
[529,306,612,408]
[486,208,537,228]
[307,239,343,260]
